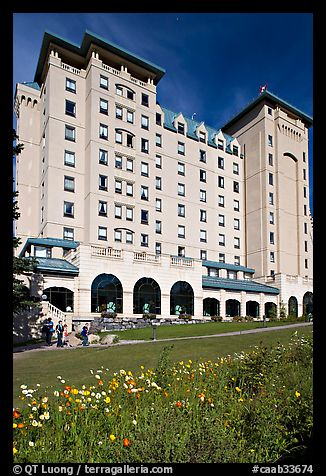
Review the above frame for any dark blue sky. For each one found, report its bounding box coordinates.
[13,12,313,212]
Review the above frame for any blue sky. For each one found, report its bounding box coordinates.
[13,12,313,213]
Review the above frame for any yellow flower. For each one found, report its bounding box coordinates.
[109,434,116,441]
[295,390,301,398]
[235,387,241,392]
[71,388,79,395]
[13,423,17,429]
[32,420,38,427]
[13,447,18,455]
[105,396,111,404]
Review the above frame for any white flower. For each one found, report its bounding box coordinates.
[95,375,101,380]
[20,384,27,390]
[61,380,65,384]
[29,441,35,447]
[132,419,137,425]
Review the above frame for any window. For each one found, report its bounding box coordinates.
[218,157,224,169]
[178,162,185,175]
[200,250,207,260]
[234,199,240,211]
[156,198,162,212]
[303,186,307,198]
[233,162,239,175]
[218,214,225,227]
[233,145,239,156]
[115,130,122,144]
[115,155,122,169]
[141,115,149,129]
[99,124,108,140]
[218,234,225,246]
[155,177,162,190]
[200,190,206,202]
[127,89,134,100]
[127,110,134,123]
[199,131,206,143]
[305,258,308,269]
[64,201,74,217]
[269,211,275,224]
[155,220,162,234]
[304,222,307,234]
[200,230,207,242]
[208,267,218,277]
[65,125,75,142]
[304,241,308,252]
[34,246,52,258]
[99,175,108,191]
[233,181,240,193]
[270,232,274,244]
[267,107,272,115]
[218,176,224,188]
[116,85,123,96]
[99,149,108,165]
[126,231,133,244]
[98,201,107,216]
[65,100,76,117]
[141,185,149,200]
[66,78,76,93]
[156,154,162,168]
[98,226,107,241]
[156,113,162,126]
[63,227,74,240]
[303,152,306,163]
[115,180,122,194]
[126,182,133,196]
[268,135,273,147]
[200,209,206,222]
[199,150,206,162]
[115,230,122,242]
[304,204,307,216]
[234,237,240,249]
[115,205,122,219]
[217,139,224,150]
[178,142,185,155]
[141,93,149,107]
[218,195,225,207]
[176,204,185,218]
[234,256,240,266]
[155,242,162,255]
[141,234,149,247]
[228,270,237,280]
[126,158,134,172]
[141,209,149,224]
[178,225,185,238]
[64,176,75,192]
[270,251,275,263]
[64,150,75,167]
[100,99,108,115]
[178,246,185,257]
[100,75,108,89]
[126,133,133,148]
[269,173,274,185]
[303,169,307,180]
[177,122,185,134]
[234,218,240,230]
[268,153,273,166]
[141,138,149,154]
[141,162,149,177]
[200,169,206,182]
[178,183,185,196]
[115,105,122,119]
[269,192,274,205]
[126,207,133,221]
[219,253,225,263]
[156,134,162,147]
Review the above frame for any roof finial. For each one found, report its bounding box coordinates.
[191,112,197,120]
[259,83,268,94]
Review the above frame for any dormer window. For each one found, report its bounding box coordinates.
[177,122,185,134]
[233,145,239,156]
[199,131,206,143]
[34,246,52,258]
[217,139,224,150]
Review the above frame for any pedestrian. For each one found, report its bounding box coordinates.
[44,317,54,346]
[81,325,89,346]
[63,324,69,346]
[55,320,64,348]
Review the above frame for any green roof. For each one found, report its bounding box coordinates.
[20,237,79,257]
[34,30,165,85]
[222,90,313,130]
[29,257,79,275]
[203,260,255,274]
[202,276,279,294]
[21,81,41,91]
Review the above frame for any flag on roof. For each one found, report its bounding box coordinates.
[259,83,268,94]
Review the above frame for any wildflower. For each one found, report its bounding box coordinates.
[132,419,137,426]
[13,447,18,455]
[32,420,38,427]
[13,410,21,419]
[109,434,116,442]
[176,401,183,408]
[71,388,79,395]
[17,423,24,429]
[235,387,241,392]
[105,396,111,404]
[295,390,301,399]
[42,396,48,403]
[29,441,35,447]
[123,438,130,447]
[20,384,27,390]
[13,423,17,429]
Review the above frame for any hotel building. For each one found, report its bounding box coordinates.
[14,31,313,325]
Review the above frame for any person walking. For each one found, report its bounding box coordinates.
[63,324,69,346]
[55,320,64,348]
[44,317,54,346]
[81,325,89,346]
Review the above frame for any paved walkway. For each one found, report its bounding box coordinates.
[13,322,312,356]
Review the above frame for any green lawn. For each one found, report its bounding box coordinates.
[102,319,305,341]
[13,325,312,407]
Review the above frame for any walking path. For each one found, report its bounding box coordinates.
[13,322,312,356]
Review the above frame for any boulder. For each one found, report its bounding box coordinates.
[66,332,82,347]
[88,333,100,344]
[100,334,118,345]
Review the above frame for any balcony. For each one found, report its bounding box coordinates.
[170,256,193,267]
[91,246,122,259]
[134,252,160,264]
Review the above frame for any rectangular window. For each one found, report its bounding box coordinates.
[63,201,74,217]
[141,185,149,200]
[115,205,122,219]
[218,157,224,169]
[305,258,308,269]
[126,182,133,196]
[127,110,134,124]
[177,122,185,134]
[141,115,149,129]
[234,218,240,230]
[141,209,149,224]
[141,93,149,107]
[141,234,149,247]
[126,231,133,244]
[64,150,75,167]
[116,85,123,96]
[156,113,162,126]
[99,175,108,191]
[304,204,307,215]
[199,150,206,162]
[200,229,207,242]
[98,201,107,216]
[99,124,108,140]
[269,211,275,224]
[233,181,240,193]
[270,251,275,263]
[200,250,207,260]
[218,214,225,227]
[115,230,122,242]
[219,253,225,263]
[178,162,185,175]
[63,227,74,240]
[141,162,149,177]
[156,154,162,168]
[178,183,185,196]
[303,169,307,180]
[99,149,108,165]
[218,176,224,188]
[200,209,206,222]
[303,186,307,198]
[155,176,162,190]
[269,173,273,185]
[233,145,239,156]
[65,100,76,117]
[217,139,224,150]
[304,222,307,234]
[199,131,206,143]
[234,199,240,211]
[234,256,240,266]
[127,89,134,100]
[269,192,274,205]
[268,134,273,147]
[200,169,206,182]
[178,225,185,239]
[141,138,149,154]
[115,105,123,119]
[178,142,185,155]
[100,99,108,115]
[115,155,122,169]
[156,242,162,255]
[218,234,225,246]
[126,133,133,148]
[115,180,122,194]
[304,241,308,252]
[126,207,133,221]
[218,195,225,207]
[156,220,162,234]
[126,158,134,172]
[64,176,75,192]
[156,134,162,147]
[228,270,237,280]
[65,125,75,142]
[200,189,206,202]
[268,153,273,166]
[98,226,107,241]
[66,78,76,93]
[156,198,162,212]
[115,131,122,144]
[178,204,185,217]
[178,246,185,257]
[208,267,218,277]
[233,162,239,175]
[100,75,108,89]
[270,231,274,244]
[234,237,240,249]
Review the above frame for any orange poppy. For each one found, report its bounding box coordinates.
[13,410,21,419]
[17,423,24,429]
[123,438,130,447]
[176,401,183,408]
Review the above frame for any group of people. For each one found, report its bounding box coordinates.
[43,318,89,347]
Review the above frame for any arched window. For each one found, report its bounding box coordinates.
[133,277,161,314]
[170,281,194,316]
[264,302,277,319]
[246,301,259,318]
[203,298,220,317]
[43,287,74,312]
[91,274,123,313]
[226,299,240,317]
[288,296,298,318]
[303,292,313,316]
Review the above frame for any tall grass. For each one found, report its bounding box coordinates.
[13,333,312,463]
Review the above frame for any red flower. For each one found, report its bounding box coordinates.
[13,410,21,419]
[176,401,183,408]
[123,438,130,447]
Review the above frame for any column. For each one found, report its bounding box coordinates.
[241,291,246,317]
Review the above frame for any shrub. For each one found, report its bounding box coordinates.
[101,311,117,319]
[178,314,192,321]
[210,315,222,322]
[142,313,157,320]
